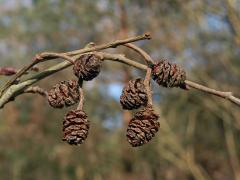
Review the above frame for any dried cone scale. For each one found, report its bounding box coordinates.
[47,80,80,108]
[126,107,160,147]
[73,53,102,81]
[63,109,90,145]
[151,60,186,88]
[120,78,148,110]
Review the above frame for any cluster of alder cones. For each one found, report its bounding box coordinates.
[47,53,186,147]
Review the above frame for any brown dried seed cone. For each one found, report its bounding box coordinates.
[47,80,80,108]
[73,53,102,81]
[120,78,148,110]
[151,60,186,88]
[62,109,90,145]
[126,107,160,147]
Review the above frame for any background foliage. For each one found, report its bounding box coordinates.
[0,0,240,179]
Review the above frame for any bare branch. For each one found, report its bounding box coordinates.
[24,86,47,97]
[144,68,153,106]
[77,80,84,110]
[0,53,75,96]
[37,52,75,64]
[64,32,151,56]
[185,80,240,106]
[98,52,148,70]
[123,43,154,65]
[0,33,239,109]
[0,33,150,97]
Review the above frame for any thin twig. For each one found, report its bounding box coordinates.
[1,33,150,97]
[64,32,151,56]
[24,86,47,97]
[185,80,240,106]
[144,68,153,106]
[1,53,75,96]
[0,52,239,108]
[77,79,84,110]
[97,52,148,70]
[37,52,75,64]
[123,43,154,65]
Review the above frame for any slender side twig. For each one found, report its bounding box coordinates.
[24,86,47,97]
[185,80,240,106]
[1,53,75,96]
[37,52,75,64]
[64,32,151,56]
[97,52,148,70]
[1,33,150,97]
[144,68,153,106]
[77,79,84,110]
[123,43,154,66]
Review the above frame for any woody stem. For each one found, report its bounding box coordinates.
[144,67,153,107]
[77,79,84,110]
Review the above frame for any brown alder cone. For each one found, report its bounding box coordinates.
[47,80,80,108]
[62,109,90,145]
[120,78,148,110]
[73,53,102,81]
[151,60,186,88]
[126,107,160,147]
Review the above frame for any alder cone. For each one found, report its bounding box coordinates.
[151,60,186,88]
[120,78,148,110]
[73,53,102,81]
[47,80,79,108]
[126,107,160,147]
[63,109,90,145]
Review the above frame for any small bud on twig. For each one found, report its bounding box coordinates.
[0,67,17,76]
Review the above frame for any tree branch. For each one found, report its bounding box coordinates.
[77,79,84,110]
[185,80,240,106]
[0,52,148,108]
[1,51,239,109]
[64,32,151,56]
[123,43,154,66]
[1,33,150,97]
[144,67,153,107]
[23,86,47,97]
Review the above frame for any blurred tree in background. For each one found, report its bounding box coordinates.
[0,0,240,179]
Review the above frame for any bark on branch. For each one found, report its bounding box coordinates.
[0,33,239,109]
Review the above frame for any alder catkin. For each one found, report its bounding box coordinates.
[73,53,102,81]
[120,78,148,110]
[47,80,80,108]
[62,109,90,145]
[126,107,160,147]
[151,60,186,88]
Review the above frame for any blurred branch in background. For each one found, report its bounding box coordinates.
[225,0,240,45]
[223,120,240,180]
